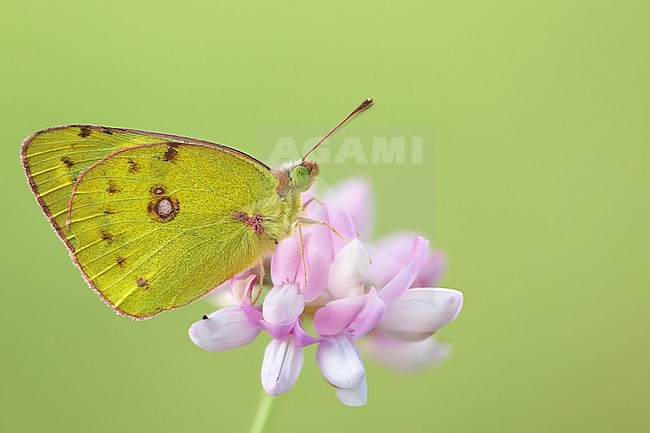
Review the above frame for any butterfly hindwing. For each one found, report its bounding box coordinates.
[23,126,280,318]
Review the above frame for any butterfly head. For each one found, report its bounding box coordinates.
[290,160,319,192]
[275,98,372,198]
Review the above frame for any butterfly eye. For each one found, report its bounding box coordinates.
[290,165,310,191]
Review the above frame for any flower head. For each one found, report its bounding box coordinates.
[189,177,463,406]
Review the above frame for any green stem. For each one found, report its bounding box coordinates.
[249,391,276,433]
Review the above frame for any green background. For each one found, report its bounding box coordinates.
[2,1,649,432]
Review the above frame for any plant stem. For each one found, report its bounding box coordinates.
[249,391,276,433]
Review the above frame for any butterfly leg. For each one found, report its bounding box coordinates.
[302,196,323,211]
[252,262,265,304]
[297,221,308,287]
[297,216,347,241]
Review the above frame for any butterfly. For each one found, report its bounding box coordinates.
[21,98,373,319]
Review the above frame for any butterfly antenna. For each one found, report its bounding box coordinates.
[301,97,374,161]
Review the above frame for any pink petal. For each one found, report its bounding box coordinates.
[379,288,463,341]
[260,320,295,340]
[363,332,450,373]
[189,308,260,351]
[368,233,445,289]
[271,232,330,302]
[300,241,331,301]
[345,288,387,338]
[271,235,302,286]
[263,284,305,326]
[313,289,386,338]
[306,202,357,262]
[313,293,366,337]
[325,177,375,239]
[241,276,263,325]
[418,250,446,288]
[336,375,368,406]
[293,319,322,347]
[316,335,365,389]
[378,236,429,304]
[327,239,370,299]
[261,336,304,396]
[366,233,416,288]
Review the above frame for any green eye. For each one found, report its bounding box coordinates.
[291,165,310,191]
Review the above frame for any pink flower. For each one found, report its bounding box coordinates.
[189,178,464,406]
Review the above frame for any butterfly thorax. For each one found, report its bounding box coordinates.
[245,159,320,251]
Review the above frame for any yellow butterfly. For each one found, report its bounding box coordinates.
[21,98,373,319]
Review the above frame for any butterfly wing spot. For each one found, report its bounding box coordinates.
[79,125,92,138]
[100,126,113,135]
[127,159,140,173]
[100,230,114,244]
[60,156,75,169]
[163,145,179,162]
[157,199,174,216]
[116,256,126,268]
[103,209,116,215]
[106,179,122,194]
[148,196,179,223]
[232,210,265,235]
[136,277,149,290]
[150,184,166,196]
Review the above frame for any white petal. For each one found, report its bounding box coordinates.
[229,276,253,307]
[211,272,257,307]
[327,239,369,299]
[209,285,235,308]
[316,335,365,389]
[336,375,368,406]
[261,337,304,396]
[263,284,305,325]
[189,308,260,351]
[363,332,450,373]
[380,288,463,341]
